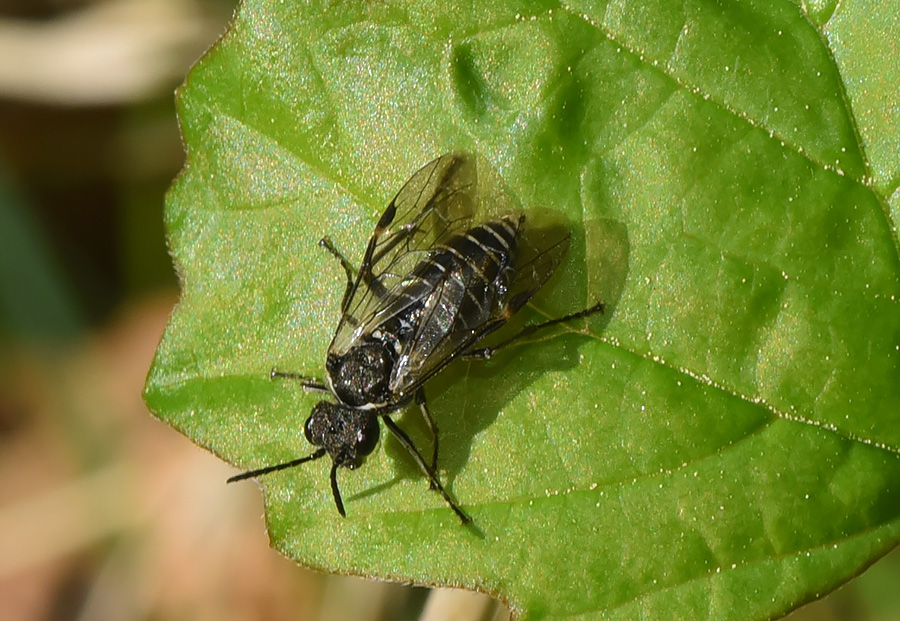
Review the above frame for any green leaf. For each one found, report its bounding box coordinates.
[144,0,900,619]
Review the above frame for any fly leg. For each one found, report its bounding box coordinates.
[269,368,330,394]
[381,416,471,525]
[463,301,605,360]
[318,237,356,312]
[415,388,439,483]
[227,447,327,483]
[321,235,393,305]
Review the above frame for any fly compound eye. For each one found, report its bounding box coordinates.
[305,402,343,448]
[355,413,380,457]
[303,404,324,446]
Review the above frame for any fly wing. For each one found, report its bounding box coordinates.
[330,153,477,354]
[502,217,571,315]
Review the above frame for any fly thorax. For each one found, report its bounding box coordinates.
[326,341,397,407]
[304,402,380,468]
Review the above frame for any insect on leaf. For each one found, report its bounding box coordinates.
[144,0,900,619]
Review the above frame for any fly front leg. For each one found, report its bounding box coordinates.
[318,236,356,312]
[463,301,606,360]
[269,368,330,394]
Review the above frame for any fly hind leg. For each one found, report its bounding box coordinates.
[463,300,605,360]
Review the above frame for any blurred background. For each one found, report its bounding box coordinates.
[0,1,896,620]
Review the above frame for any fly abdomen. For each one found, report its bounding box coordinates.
[420,214,520,284]
[451,216,520,275]
[384,214,524,394]
[433,215,522,321]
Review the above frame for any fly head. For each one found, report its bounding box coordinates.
[304,401,380,468]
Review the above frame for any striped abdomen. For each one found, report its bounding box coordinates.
[418,215,522,328]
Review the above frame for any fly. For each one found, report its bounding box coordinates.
[228,153,605,524]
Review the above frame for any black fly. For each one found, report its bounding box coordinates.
[228,153,604,524]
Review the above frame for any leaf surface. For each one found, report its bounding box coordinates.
[145,0,900,618]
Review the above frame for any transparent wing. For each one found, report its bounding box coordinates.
[503,216,571,314]
[330,153,477,354]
